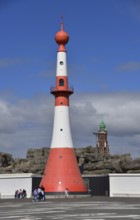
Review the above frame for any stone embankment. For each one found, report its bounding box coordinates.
[0,146,140,175]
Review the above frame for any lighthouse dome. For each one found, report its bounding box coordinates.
[99,121,106,131]
[55,29,69,45]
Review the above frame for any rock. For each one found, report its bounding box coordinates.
[26,147,50,160]
[0,146,139,175]
[122,158,140,171]
[0,152,14,168]
[13,159,30,173]
[127,170,140,173]
[83,169,111,175]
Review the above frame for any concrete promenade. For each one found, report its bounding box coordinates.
[0,196,140,219]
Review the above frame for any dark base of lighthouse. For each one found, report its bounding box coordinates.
[45,191,91,198]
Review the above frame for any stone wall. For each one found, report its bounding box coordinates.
[0,146,140,175]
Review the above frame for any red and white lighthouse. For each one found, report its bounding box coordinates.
[40,22,87,194]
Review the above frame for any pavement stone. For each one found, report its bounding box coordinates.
[0,196,140,219]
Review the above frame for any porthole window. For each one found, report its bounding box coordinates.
[60,61,64,65]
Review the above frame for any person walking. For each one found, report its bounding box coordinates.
[64,188,69,199]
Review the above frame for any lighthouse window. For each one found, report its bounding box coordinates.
[59,79,64,86]
[60,61,64,65]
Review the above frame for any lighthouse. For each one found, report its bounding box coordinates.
[40,22,87,194]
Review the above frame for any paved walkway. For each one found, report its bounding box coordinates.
[0,197,140,219]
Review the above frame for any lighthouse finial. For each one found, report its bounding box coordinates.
[60,16,64,30]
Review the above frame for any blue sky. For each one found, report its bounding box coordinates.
[0,0,140,158]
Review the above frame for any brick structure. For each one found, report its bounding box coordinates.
[96,121,109,156]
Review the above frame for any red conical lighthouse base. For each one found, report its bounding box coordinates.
[40,148,87,193]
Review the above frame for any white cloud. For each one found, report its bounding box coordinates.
[0,92,139,158]
[71,92,140,158]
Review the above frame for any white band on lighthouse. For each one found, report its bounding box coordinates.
[56,52,67,76]
[50,106,73,148]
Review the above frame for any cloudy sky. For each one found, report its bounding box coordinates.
[0,0,140,158]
